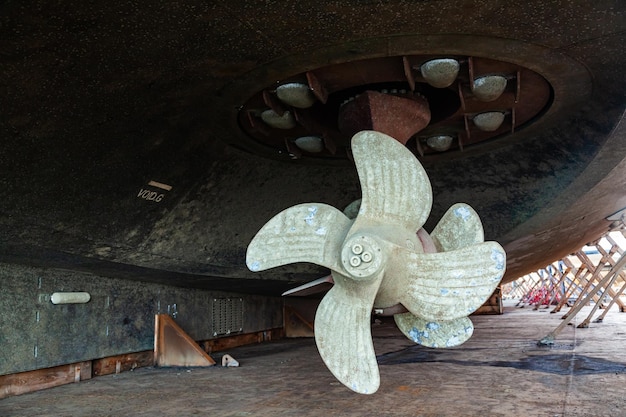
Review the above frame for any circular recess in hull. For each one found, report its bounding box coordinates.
[219,35,590,164]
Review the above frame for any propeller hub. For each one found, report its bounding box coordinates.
[341,234,384,280]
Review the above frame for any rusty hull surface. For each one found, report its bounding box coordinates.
[0,1,624,292]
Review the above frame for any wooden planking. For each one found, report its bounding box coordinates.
[92,351,154,376]
[1,326,284,399]
[0,361,90,399]
[201,328,284,354]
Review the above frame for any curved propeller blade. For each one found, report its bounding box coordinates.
[245,131,505,395]
[394,313,474,348]
[350,131,432,233]
[396,241,506,321]
[430,203,484,251]
[314,270,384,394]
[246,203,351,272]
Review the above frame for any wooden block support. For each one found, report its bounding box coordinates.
[201,328,284,354]
[154,314,216,367]
[92,351,154,376]
[473,287,504,315]
[284,305,315,338]
[0,361,91,399]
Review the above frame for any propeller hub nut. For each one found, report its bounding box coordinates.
[341,235,384,280]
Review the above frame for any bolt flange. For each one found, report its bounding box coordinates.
[341,234,384,280]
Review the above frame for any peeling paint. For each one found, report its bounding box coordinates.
[249,261,261,271]
[304,206,318,226]
[446,336,460,347]
[315,227,327,235]
[454,206,471,221]
[409,327,430,343]
[491,249,505,270]
[426,322,440,330]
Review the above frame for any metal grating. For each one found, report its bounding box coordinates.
[212,298,244,336]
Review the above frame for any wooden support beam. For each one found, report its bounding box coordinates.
[201,328,284,354]
[578,273,620,328]
[578,241,626,327]
[474,287,504,315]
[562,249,616,318]
[562,268,601,319]
[533,270,549,310]
[92,351,154,377]
[593,241,626,310]
[565,268,604,316]
[551,262,575,311]
[594,273,626,322]
[520,275,537,301]
[0,361,91,399]
[538,252,626,345]
[505,221,625,332]
[546,261,570,308]
[551,260,586,313]
[517,276,536,302]
[0,326,284,399]
[542,264,565,309]
[517,273,541,307]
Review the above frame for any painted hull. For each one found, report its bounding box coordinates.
[0,1,624,293]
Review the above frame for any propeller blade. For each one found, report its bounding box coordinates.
[314,270,384,394]
[396,241,505,321]
[246,203,351,272]
[394,313,474,348]
[350,131,432,232]
[430,203,484,251]
[282,275,334,296]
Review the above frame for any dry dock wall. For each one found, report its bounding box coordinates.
[0,262,282,375]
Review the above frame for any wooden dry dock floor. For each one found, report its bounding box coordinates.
[2,302,625,417]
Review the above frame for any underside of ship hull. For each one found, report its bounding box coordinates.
[1,0,624,293]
